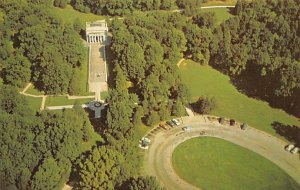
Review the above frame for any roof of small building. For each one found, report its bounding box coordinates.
[86,20,108,33]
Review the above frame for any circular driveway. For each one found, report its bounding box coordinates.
[143,116,300,190]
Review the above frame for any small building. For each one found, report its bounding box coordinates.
[88,101,106,119]
[86,20,108,43]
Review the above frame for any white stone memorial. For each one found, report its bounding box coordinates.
[86,20,108,43]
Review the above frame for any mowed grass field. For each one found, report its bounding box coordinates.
[179,60,300,138]
[24,96,42,111]
[172,137,300,190]
[51,5,104,25]
[201,7,234,25]
[202,0,237,6]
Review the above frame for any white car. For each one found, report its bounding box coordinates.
[139,144,149,150]
[285,144,294,151]
[172,119,180,126]
[182,126,192,132]
[291,147,299,154]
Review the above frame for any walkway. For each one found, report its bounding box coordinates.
[144,116,300,190]
[19,83,95,111]
[88,44,107,101]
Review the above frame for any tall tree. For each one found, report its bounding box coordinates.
[78,146,124,190]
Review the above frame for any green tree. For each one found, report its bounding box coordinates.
[69,68,85,95]
[40,61,72,94]
[133,106,144,127]
[0,85,28,114]
[177,0,201,16]
[192,12,217,28]
[53,0,69,8]
[30,157,70,190]
[73,17,84,33]
[4,52,31,87]
[78,146,124,190]
[146,111,160,126]
[158,102,171,121]
[172,99,186,116]
[194,96,216,114]
[160,0,176,10]
[124,176,165,190]
[185,23,213,64]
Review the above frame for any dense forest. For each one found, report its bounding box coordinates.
[62,0,203,16]
[0,0,300,189]
[0,85,96,190]
[0,0,86,95]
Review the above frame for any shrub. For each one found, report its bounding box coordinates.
[194,96,216,114]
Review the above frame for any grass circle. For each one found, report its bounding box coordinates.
[172,137,299,190]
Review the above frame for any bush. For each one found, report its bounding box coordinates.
[145,111,160,126]
[194,96,216,114]
[53,0,69,8]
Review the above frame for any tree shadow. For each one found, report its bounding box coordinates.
[272,121,300,146]
[228,7,236,15]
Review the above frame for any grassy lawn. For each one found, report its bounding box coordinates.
[179,60,300,139]
[26,85,45,95]
[202,0,237,6]
[46,96,93,107]
[78,47,91,95]
[24,96,42,111]
[100,91,109,100]
[78,129,103,154]
[51,5,104,25]
[172,137,299,190]
[201,7,234,25]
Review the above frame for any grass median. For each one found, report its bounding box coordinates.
[172,137,299,190]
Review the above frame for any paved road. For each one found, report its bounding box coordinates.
[144,116,300,190]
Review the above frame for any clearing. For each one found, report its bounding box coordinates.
[51,5,104,25]
[202,0,237,6]
[179,60,300,138]
[201,7,234,25]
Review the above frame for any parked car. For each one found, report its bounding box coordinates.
[241,123,248,130]
[219,117,225,124]
[285,144,294,151]
[139,137,151,150]
[172,119,180,126]
[229,119,236,126]
[291,147,299,154]
[182,126,192,132]
[166,121,175,127]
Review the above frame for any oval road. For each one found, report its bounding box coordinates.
[143,116,300,190]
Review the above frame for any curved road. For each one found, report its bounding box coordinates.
[144,116,300,190]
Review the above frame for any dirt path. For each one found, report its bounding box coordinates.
[177,58,185,67]
[21,83,32,94]
[144,116,300,190]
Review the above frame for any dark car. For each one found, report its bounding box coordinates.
[166,121,175,127]
[230,119,236,126]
